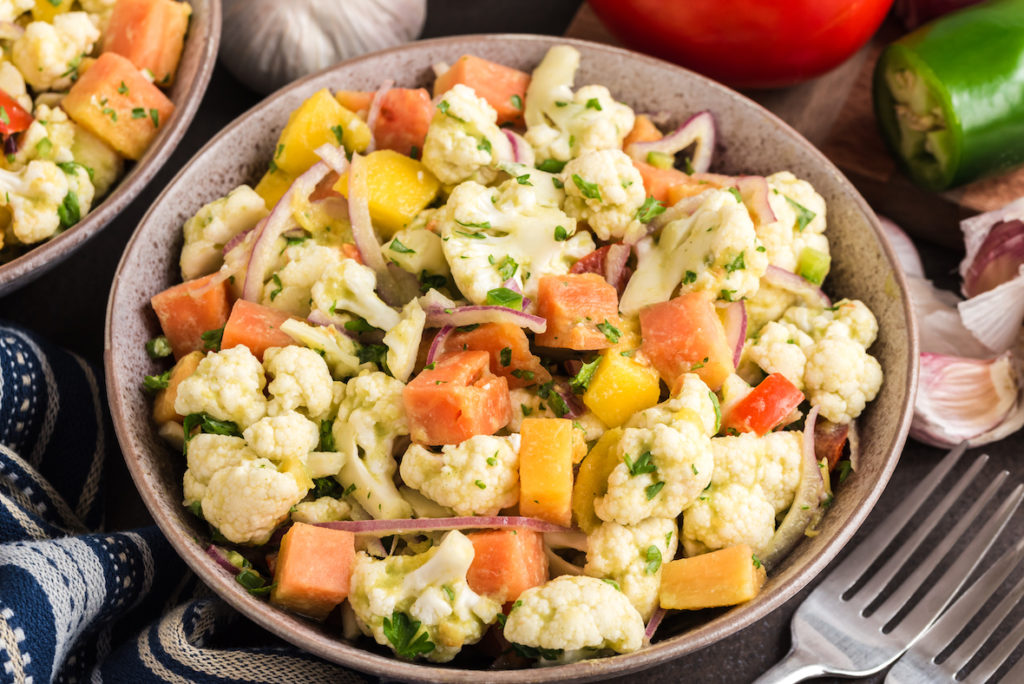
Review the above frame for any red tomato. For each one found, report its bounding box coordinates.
[0,88,33,136]
[588,0,894,88]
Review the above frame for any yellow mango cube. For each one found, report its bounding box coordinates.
[32,0,73,21]
[254,169,294,209]
[659,544,767,610]
[571,427,623,533]
[519,418,574,527]
[582,351,661,428]
[275,89,370,176]
[335,149,440,238]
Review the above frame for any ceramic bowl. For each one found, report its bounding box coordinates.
[0,0,220,297]
[105,34,918,682]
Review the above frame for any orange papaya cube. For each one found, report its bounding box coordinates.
[640,292,734,392]
[152,351,203,424]
[270,523,355,621]
[466,529,548,604]
[150,273,230,359]
[373,88,433,157]
[632,159,693,204]
[534,273,621,350]
[623,114,663,148]
[63,52,175,160]
[334,90,374,117]
[659,544,766,610]
[441,322,551,389]
[403,350,512,445]
[434,55,530,127]
[220,299,296,361]
[103,0,192,86]
[518,417,574,527]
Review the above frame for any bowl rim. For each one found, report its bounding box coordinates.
[0,0,222,297]
[105,32,919,682]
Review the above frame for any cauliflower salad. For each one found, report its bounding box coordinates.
[0,0,189,264]
[143,46,883,668]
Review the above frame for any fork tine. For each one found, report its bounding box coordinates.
[820,443,968,594]
[997,646,1024,684]
[965,576,1024,682]
[872,468,1005,623]
[890,483,1024,642]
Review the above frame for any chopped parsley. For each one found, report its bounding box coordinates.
[511,369,534,381]
[382,611,435,659]
[485,287,524,310]
[117,80,129,94]
[102,107,117,122]
[510,94,523,110]
[752,554,763,569]
[389,238,415,254]
[200,326,223,351]
[596,319,621,344]
[268,274,283,301]
[57,189,81,228]
[623,450,656,477]
[553,225,569,241]
[645,481,665,500]
[142,370,171,392]
[838,460,853,483]
[571,173,601,200]
[356,343,388,368]
[585,97,602,110]
[495,255,518,280]
[727,186,743,203]
[515,173,532,186]
[635,196,666,223]
[437,100,464,122]
[344,317,376,333]
[786,196,817,232]
[318,419,336,452]
[602,578,621,591]
[330,124,344,145]
[474,480,487,489]
[511,644,564,661]
[719,289,737,302]
[644,545,662,574]
[35,137,52,156]
[537,381,569,418]
[132,107,147,119]
[182,413,241,451]
[419,271,448,292]
[313,476,344,499]
[499,347,512,367]
[521,404,533,416]
[725,251,746,273]
[477,137,492,154]
[537,158,566,173]
[682,270,697,285]
[569,358,601,393]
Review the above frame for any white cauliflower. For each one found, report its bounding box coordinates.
[782,298,879,349]
[523,45,635,162]
[2,104,76,169]
[744,281,800,335]
[507,387,606,442]
[625,373,719,436]
[202,457,307,545]
[0,160,70,244]
[349,531,501,662]
[421,84,512,186]
[804,335,883,424]
[264,240,348,317]
[0,1,32,24]
[744,321,814,390]
[709,431,803,514]
[584,518,678,620]
[332,371,412,519]
[311,259,401,331]
[399,434,520,516]
[438,177,594,304]
[0,61,32,112]
[503,575,645,660]
[11,13,100,92]
[181,434,257,506]
[560,149,645,241]
[594,422,713,525]
[263,345,335,419]
[291,496,351,524]
[241,411,319,465]
[383,299,425,383]
[306,449,345,479]
[620,188,768,315]
[174,346,268,429]
[179,185,268,280]
[682,482,776,558]
[279,318,366,380]
[756,172,829,273]
[384,227,452,287]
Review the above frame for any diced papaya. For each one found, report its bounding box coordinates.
[31,0,72,22]
[440,322,550,389]
[466,529,548,603]
[633,159,692,204]
[254,169,294,209]
[582,352,661,428]
[103,0,191,86]
[372,88,433,157]
[665,173,733,205]
[640,292,734,392]
[519,418,574,527]
[659,544,766,610]
[434,55,530,127]
[534,273,621,350]
[623,114,663,148]
[150,274,231,360]
[152,351,203,424]
[571,427,623,533]
[334,91,374,117]
[221,299,296,361]
[721,373,804,436]
[403,351,511,445]
[340,243,363,264]
[63,52,175,160]
[335,149,440,239]
[270,523,355,621]
[274,89,371,177]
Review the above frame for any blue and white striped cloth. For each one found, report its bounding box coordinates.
[0,323,365,683]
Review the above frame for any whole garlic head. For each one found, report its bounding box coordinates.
[220,0,427,94]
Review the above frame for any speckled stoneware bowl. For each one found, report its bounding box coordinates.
[105,35,918,683]
[0,0,220,297]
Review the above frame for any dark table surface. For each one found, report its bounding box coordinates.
[0,1,1020,682]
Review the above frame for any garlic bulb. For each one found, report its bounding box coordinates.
[219,0,427,95]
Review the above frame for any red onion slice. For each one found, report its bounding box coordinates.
[735,176,776,225]
[206,544,240,575]
[847,420,860,474]
[425,325,454,365]
[222,226,253,256]
[313,515,572,536]
[644,608,667,645]
[762,265,832,308]
[543,545,584,577]
[364,79,394,153]
[503,130,525,163]
[720,301,747,367]
[314,143,350,176]
[423,303,547,334]
[553,379,584,419]
[626,110,716,173]
[603,243,631,293]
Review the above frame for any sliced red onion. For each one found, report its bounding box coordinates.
[644,608,667,645]
[762,265,832,308]
[364,79,394,154]
[206,544,240,575]
[242,162,330,301]
[503,130,525,163]
[425,325,454,365]
[720,301,747,368]
[544,545,584,577]
[878,216,925,278]
[553,379,584,418]
[543,528,588,551]
[847,420,860,473]
[604,243,631,294]
[762,406,826,569]
[222,227,254,256]
[625,110,716,173]
[422,300,547,334]
[735,176,776,225]
[314,143,350,176]
[314,515,572,536]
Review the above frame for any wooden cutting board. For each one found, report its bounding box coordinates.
[566,5,1024,248]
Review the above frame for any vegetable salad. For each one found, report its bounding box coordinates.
[144,45,883,667]
[0,0,189,264]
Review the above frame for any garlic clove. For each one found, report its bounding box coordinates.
[960,196,1024,287]
[957,264,1024,354]
[905,275,990,357]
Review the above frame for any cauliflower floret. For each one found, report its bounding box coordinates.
[349,531,501,662]
[181,434,258,505]
[594,422,713,525]
[179,185,268,280]
[438,177,594,304]
[504,575,644,659]
[782,298,879,349]
[383,299,425,383]
[262,345,334,419]
[709,431,803,515]
[682,481,776,557]
[625,373,719,436]
[744,280,800,335]
[290,496,351,524]
[561,149,645,241]
[421,84,512,186]
[400,434,520,516]
[241,411,319,465]
[306,449,345,479]
[12,13,100,92]
[0,1,32,24]
[744,321,813,390]
[755,171,829,273]
[620,188,768,315]
[507,387,606,442]
[804,335,883,424]
[0,61,32,112]
[333,371,412,519]
[584,518,678,620]
[174,346,268,429]
[0,160,69,244]
[201,457,306,545]
[264,241,348,317]
[278,318,366,380]
[523,46,635,162]
[384,227,452,288]
[311,259,401,331]
[2,104,76,170]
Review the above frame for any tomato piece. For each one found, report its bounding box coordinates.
[721,373,805,436]
[0,89,33,136]
[814,418,850,470]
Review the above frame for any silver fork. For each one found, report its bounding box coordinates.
[885,536,1024,683]
[754,444,1024,683]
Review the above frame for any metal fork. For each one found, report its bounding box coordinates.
[754,444,1024,683]
[885,536,1024,683]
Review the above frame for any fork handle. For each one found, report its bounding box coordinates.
[752,645,827,684]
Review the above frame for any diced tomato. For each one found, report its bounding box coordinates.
[403,351,512,445]
[0,89,32,136]
[150,274,231,360]
[466,529,548,603]
[534,273,621,350]
[335,88,433,157]
[639,292,734,391]
[814,418,850,470]
[434,55,530,127]
[440,322,551,389]
[569,244,633,294]
[721,373,805,436]
[221,299,297,361]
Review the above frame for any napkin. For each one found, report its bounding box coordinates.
[0,323,365,683]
